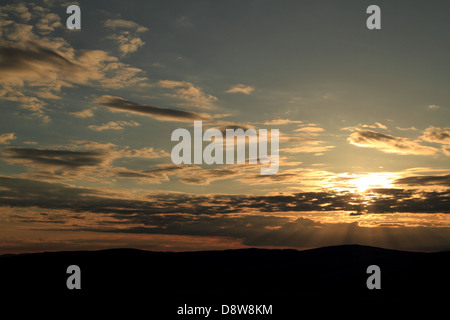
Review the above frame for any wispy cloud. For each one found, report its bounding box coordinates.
[158,80,218,110]
[263,119,303,126]
[104,19,149,32]
[95,95,212,122]
[89,120,140,131]
[174,16,193,29]
[2,147,106,168]
[226,84,254,95]
[281,145,335,154]
[294,126,324,136]
[0,133,16,144]
[348,130,438,155]
[0,142,169,182]
[342,122,388,131]
[421,126,450,145]
[70,109,94,118]
[395,174,450,187]
[295,126,324,133]
[396,126,418,131]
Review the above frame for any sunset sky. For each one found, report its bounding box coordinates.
[0,0,449,254]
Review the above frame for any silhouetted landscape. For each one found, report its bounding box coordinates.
[1,245,448,316]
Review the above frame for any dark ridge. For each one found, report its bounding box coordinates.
[0,245,448,315]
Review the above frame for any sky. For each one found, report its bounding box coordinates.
[0,0,449,254]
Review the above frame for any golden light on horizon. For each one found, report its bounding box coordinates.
[331,172,399,193]
[350,173,394,193]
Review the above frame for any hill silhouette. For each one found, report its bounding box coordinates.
[1,245,448,316]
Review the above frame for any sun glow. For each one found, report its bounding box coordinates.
[350,174,394,193]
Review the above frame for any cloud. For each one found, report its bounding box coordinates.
[158,80,218,110]
[1,3,31,22]
[396,126,418,131]
[89,120,140,131]
[342,122,388,131]
[0,174,449,252]
[0,133,16,144]
[174,16,193,29]
[108,34,146,56]
[95,95,212,122]
[0,42,83,86]
[2,147,106,168]
[428,105,440,109]
[36,89,61,100]
[114,165,183,184]
[104,19,149,56]
[235,167,332,186]
[104,19,149,32]
[113,159,307,186]
[281,145,335,154]
[216,124,254,134]
[369,122,387,130]
[348,130,438,155]
[0,85,48,121]
[75,49,147,88]
[421,126,450,145]
[443,146,450,156]
[0,3,148,120]
[278,136,314,143]
[0,176,448,218]
[0,143,169,181]
[322,93,335,100]
[395,174,450,187]
[116,147,170,159]
[263,119,303,126]
[295,126,324,133]
[70,109,94,118]
[226,84,254,95]
[0,42,147,119]
[35,13,62,33]
[113,163,244,185]
[294,126,324,136]
[177,168,240,185]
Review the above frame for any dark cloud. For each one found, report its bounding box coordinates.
[0,176,153,215]
[0,35,146,89]
[0,41,81,75]
[178,168,239,185]
[0,41,146,121]
[2,147,105,168]
[0,176,448,217]
[115,165,185,183]
[216,124,253,135]
[95,95,212,122]
[395,174,450,187]
[348,130,438,155]
[115,165,235,185]
[1,176,449,251]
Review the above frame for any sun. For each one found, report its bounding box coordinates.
[350,174,394,193]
